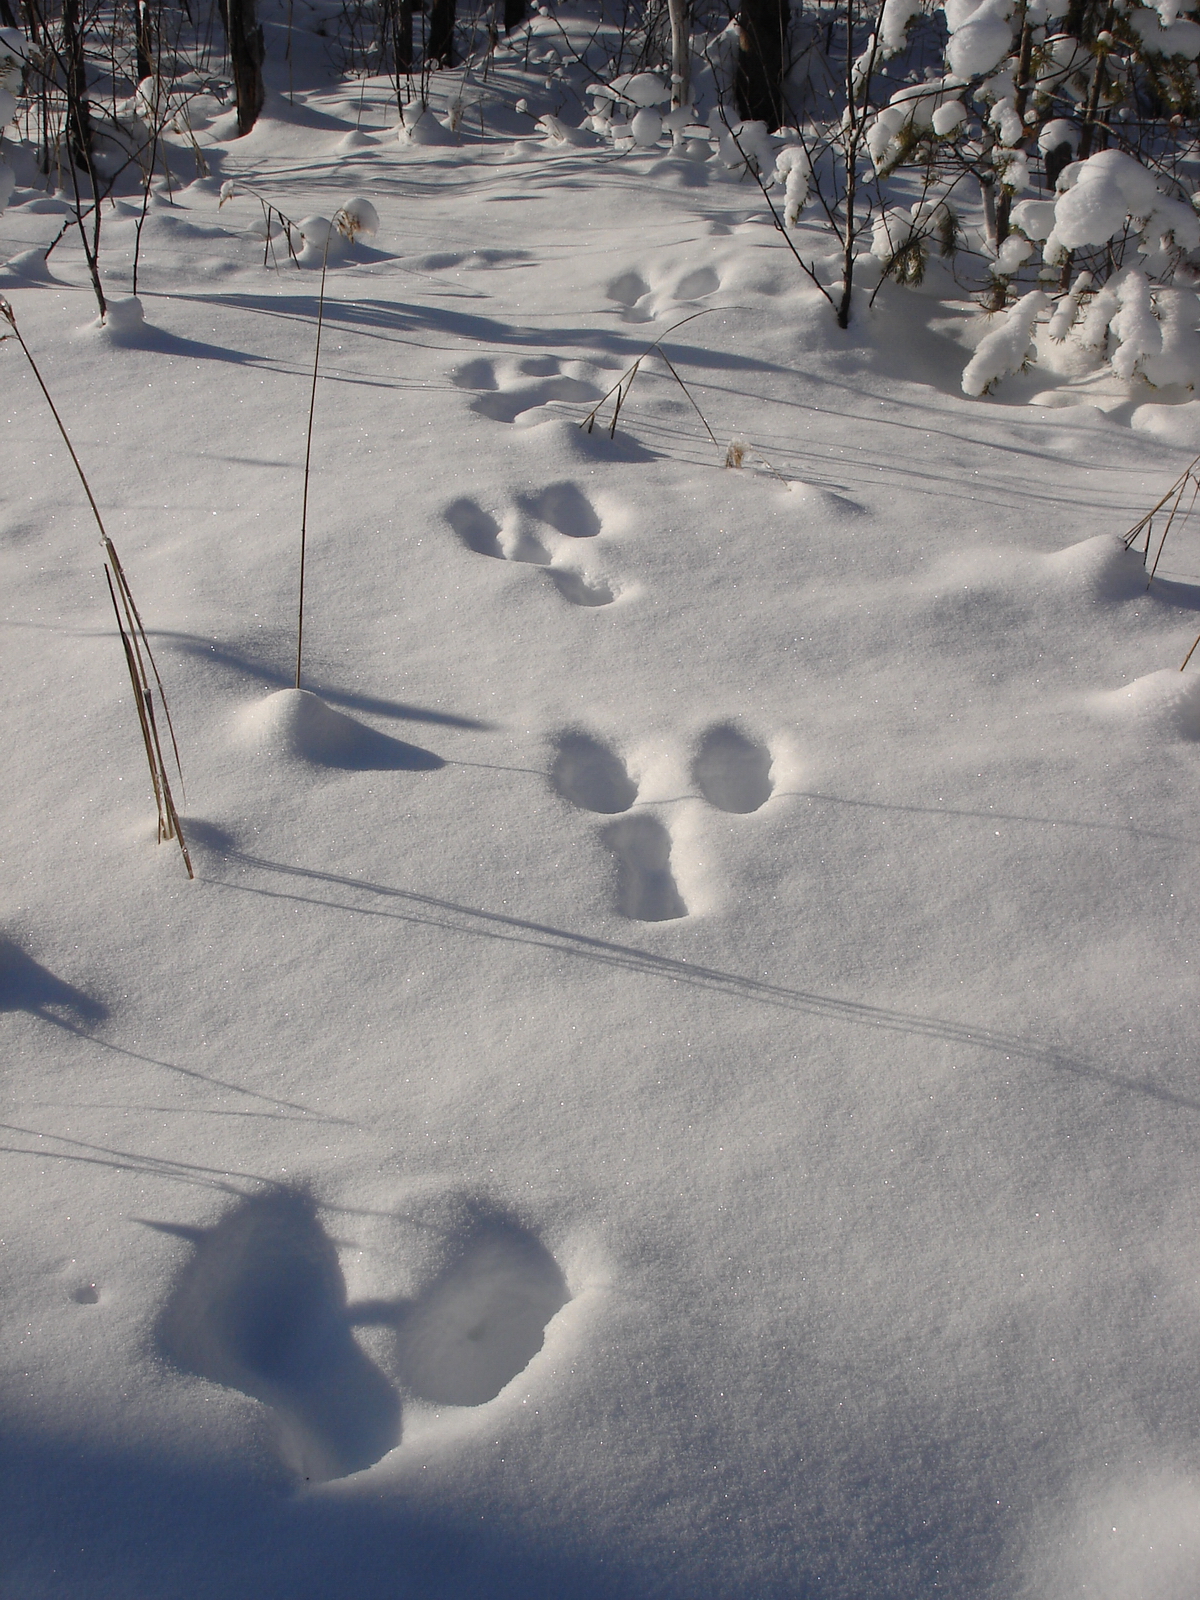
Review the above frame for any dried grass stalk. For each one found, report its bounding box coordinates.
[0,295,192,877]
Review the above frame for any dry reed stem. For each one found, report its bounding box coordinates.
[0,295,192,877]
[581,309,728,455]
[1124,454,1200,576]
[296,208,360,689]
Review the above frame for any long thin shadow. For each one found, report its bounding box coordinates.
[0,938,107,1028]
[169,290,786,372]
[0,1122,279,1192]
[154,630,494,729]
[205,853,1200,1114]
[27,1013,353,1123]
[797,791,1200,849]
[19,1099,320,1122]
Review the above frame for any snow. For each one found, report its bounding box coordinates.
[1051,149,1165,252]
[3,5,1200,1597]
[945,0,1017,77]
[961,289,1050,394]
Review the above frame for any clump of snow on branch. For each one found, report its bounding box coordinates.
[1108,270,1162,380]
[774,144,811,226]
[962,290,1050,395]
[1045,149,1200,262]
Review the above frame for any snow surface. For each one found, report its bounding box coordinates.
[3,7,1200,1599]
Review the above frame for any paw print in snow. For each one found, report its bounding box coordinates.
[443,483,616,606]
[451,355,605,425]
[548,724,776,922]
[157,1189,569,1480]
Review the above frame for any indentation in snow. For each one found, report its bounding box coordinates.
[548,569,614,607]
[675,266,719,300]
[498,512,552,564]
[550,732,637,813]
[157,1188,402,1481]
[450,358,499,392]
[519,481,601,539]
[445,496,503,557]
[692,725,774,813]
[238,689,444,771]
[472,375,603,424]
[602,815,687,920]
[388,1216,568,1406]
[606,269,649,306]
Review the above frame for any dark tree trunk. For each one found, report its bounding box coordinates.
[397,0,412,67]
[503,0,524,31]
[382,0,413,70]
[427,0,454,66]
[736,0,787,130]
[227,0,265,134]
[61,0,94,173]
[136,0,155,80]
[0,0,18,31]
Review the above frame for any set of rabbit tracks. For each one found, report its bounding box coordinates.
[157,1188,568,1481]
[450,354,606,426]
[444,481,618,606]
[550,725,775,922]
[605,263,723,323]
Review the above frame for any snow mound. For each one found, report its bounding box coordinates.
[1131,401,1200,449]
[0,244,52,282]
[1090,667,1200,737]
[90,295,146,342]
[237,689,445,771]
[398,108,456,146]
[1041,534,1146,602]
[334,128,376,153]
[104,294,144,330]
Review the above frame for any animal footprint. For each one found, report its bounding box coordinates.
[444,497,549,564]
[450,355,603,424]
[605,264,720,322]
[157,1189,401,1481]
[158,1191,570,1472]
[550,733,686,920]
[602,815,687,921]
[389,1216,568,1406]
[547,570,613,607]
[692,724,773,813]
[519,481,601,539]
[445,488,616,604]
[551,731,638,813]
[445,497,503,558]
[674,265,720,301]
[605,269,654,322]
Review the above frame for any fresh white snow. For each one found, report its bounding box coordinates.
[2,6,1200,1598]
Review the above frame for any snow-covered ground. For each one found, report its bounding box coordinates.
[3,9,1200,1597]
